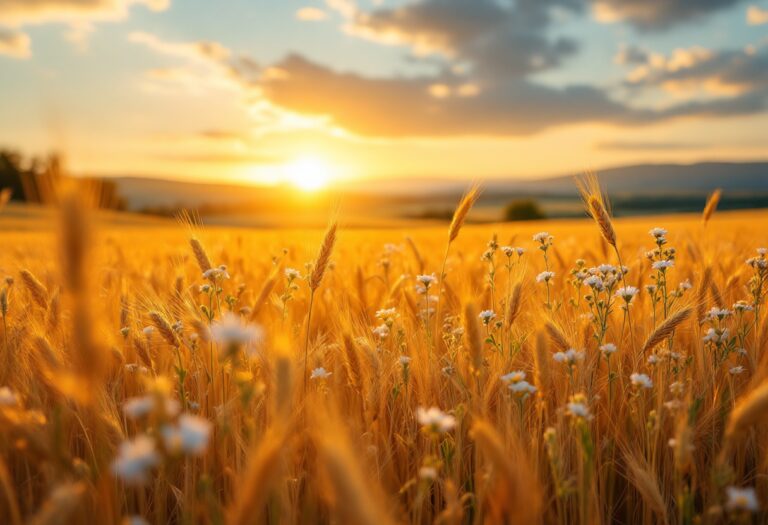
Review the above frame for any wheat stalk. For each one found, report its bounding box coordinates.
[641,308,692,354]
[702,188,721,225]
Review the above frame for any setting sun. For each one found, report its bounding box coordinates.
[283,156,332,191]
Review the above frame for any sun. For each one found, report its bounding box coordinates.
[283,156,332,191]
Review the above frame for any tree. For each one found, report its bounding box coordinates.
[503,199,546,221]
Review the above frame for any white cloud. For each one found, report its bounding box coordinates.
[0,28,31,59]
[0,0,170,54]
[0,0,168,26]
[747,5,768,24]
[296,7,329,22]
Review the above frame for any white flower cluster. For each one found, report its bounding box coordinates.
[417,406,456,434]
[630,373,653,389]
[553,348,585,366]
[501,370,537,399]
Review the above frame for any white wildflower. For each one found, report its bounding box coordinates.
[0,386,18,406]
[726,486,759,512]
[597,263,616,274]
[616,286,639,303]
[729,366,746,375]
[508,380,537,398]
[210,313,264,348]
[584,275,604,289]
[417,407,456,433]
[566,394,591,420]
[733,301,754,312]
[600,343,617,357]
[536,271,555,283]
[123,396,180,420]
[419,466,438,480]
[372,324,390,339]
[161,415,212,456]
[416,274,437,287]
[630,373,653,389]
[203,266,230,281]
[478,309,496,325]
[652,260,674,270]
[500,370,526,383]
[310,367,332,380]
[703,327,730,344]
[111,435,160,485]
[553,348,584,365]
[375,307,398,322]
[706,307,732,320]
[123,516,150,525]
[533,231,552,243]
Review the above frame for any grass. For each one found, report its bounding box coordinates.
[0,193,767,524]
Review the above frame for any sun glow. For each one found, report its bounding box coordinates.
[283,156,332,191]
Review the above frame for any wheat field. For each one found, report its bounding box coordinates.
[0,188,767,525]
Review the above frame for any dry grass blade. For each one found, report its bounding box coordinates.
[28,482,86,525]
[405,235,425,274]
[724,380,768,445]
[465,302,483,372]
[641,308,692,354]
[578,174,616,246]
[19,269,48,309]
[227,425,292,525]
[314,431,398,525]
[533,331,551,393]
[702,188,721,225]
[190,237,212,273]
[448,183,480,243]
[250,268,279,320]
[623,451,669,525]
[149,311,180,347]
[309,222,337,290]
[471,419,542,524]
[545,322,570,352]
[506,282,522,328]
[696,267,712,324]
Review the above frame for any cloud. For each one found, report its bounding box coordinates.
[0,0,168,26]
[614,45,649,65]
[595,140,706,151]
[0,0,170,53]
[128,3,768,140]
[261,53,641,136]
[592,0,748,30]
[0,28,31,59]
[249,1,768,137]
[345,0,582,78]
[129,32,260,89]
[258,50,768,137]
[747,5,768,24]
[324,0,357,19]
[624,45,768,96]
[131,32,334,137]
[152,152,280,165]
[296,7,329,21]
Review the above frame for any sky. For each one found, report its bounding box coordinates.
[0,0,767,187]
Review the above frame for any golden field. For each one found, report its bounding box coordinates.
[0,193,767,525]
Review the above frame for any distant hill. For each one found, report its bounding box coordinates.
[490,162,768,195]
[112,161,768,211]
[98,160,768,225]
